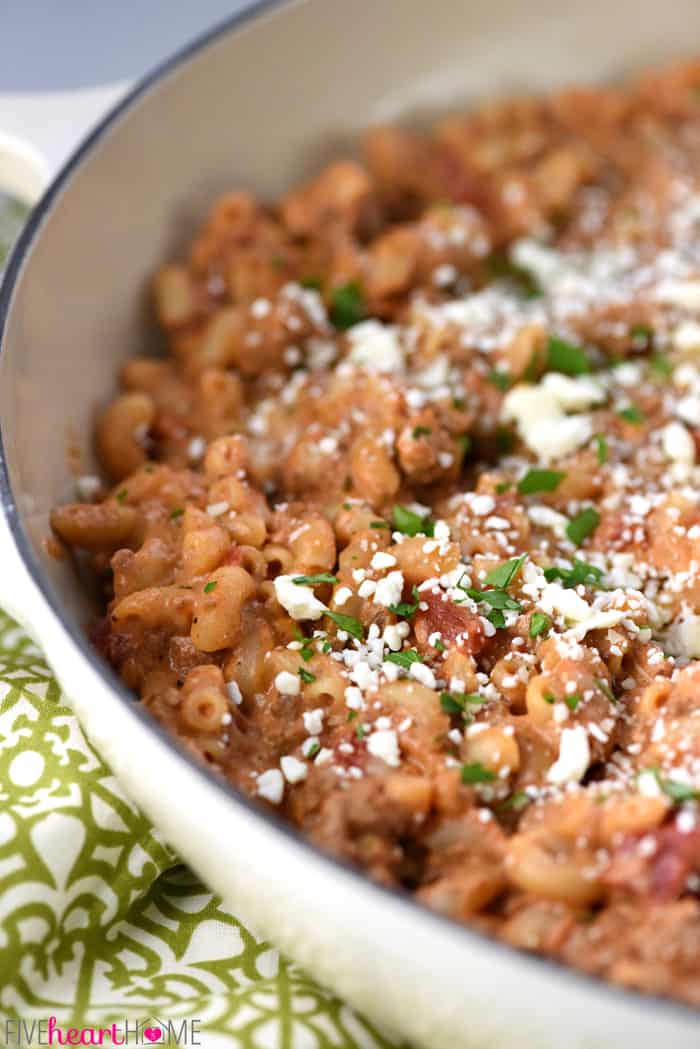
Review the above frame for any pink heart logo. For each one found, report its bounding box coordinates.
[143,1029,162,1043]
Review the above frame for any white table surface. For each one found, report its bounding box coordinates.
[0,1,255,177]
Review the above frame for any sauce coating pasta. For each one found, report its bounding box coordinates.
[53,59,700,1006]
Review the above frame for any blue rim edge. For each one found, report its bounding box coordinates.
[0,0,696,1025]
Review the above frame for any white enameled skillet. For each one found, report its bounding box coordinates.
[1,2,699,1045]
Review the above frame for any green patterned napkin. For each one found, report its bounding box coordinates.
[0,607,399,1048]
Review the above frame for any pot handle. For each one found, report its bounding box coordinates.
[0,82,128,200]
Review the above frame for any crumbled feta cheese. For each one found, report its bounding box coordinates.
[303,708,325,735]
[347,320,404,373]
[367,729,401,767]
[206,501,229,517]
[274,575,327,620]
[257,769,284,804]
[547,726,591,785]
[371,551,397,570]
[410,662,436,688]
[662,420,695,464]
[374,571,405,608]
[280,755,308,784]
[275,671,300,696]
[334,586,353,606]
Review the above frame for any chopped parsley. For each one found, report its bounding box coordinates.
[461,762,496,784]
[487,253,541,299]
[292,573,338,585]
[115,489,128,504]
[412,425,432,439]
[496,428,516,455]
[594,434,608,464]
[203,580,218,594]
[355,723,366,740]
[298,667,316,684]
[546,335,591,376]
[566,507,600,546]
[650,352,672,378]
[392,504,435,537]
[487,369,512,392]
[306,740,321,758]
[642,767,700,804]
[596,678,616,703]
[169,507,184,520]
[329,280,365,329]
[495,481,513,494]
[440,691,486,715]
[543,559,604,589]
[452,396,466,411]
[517,468,565,495]
[456,433,471,456]
[388,586,421,618]
[629,323,653,346]
[483,554,527,589]
[564,694,582,712]
[300,275,322,290]
[433,638,447,651]
[370,520,390,529]
[325,611,364,640]
[385,648,422,670]
[529,612,551,639]
[501,790,531,811]
[618,404,644,424]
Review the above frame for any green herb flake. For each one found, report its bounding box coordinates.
[452,396,466,411]
[594,434,608,465]
[496,428,516,455]
[292,573,338,586]
[325,611,364,640]
[483,554,527,589]
[660,779,700,804]
[487,253,541,299]
[355,723,367,740]
[596,678,616,703]
[385,649,423,670]
[501,790,531,811]
[300,275,322,291]
[169,507,185,521]
[487,369,512,392]
[440,691,486,716]
[495,481,513,494]
[618,404,644,424]
[433,638,447,651]
[544,559,604,589]
[517,468,565,495]
[629,324,653,346]
[322,640,332,654]
[370,520,390,529]
[641,767,700,804]
[298,667,316,684]
[529,612,551,639]
[456,433,471,456]
[306,740,321,758]
[566,507,601,546]
[392,504,435,537]
[412,425,432,439]
[546,335,591,376]
[329,280,365,330]
[115,489,128,504]
[203,580,218,594]
[388,586,421,619]
[564,693,582,712]
[650,353,672,378]
[461,762,497,785]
